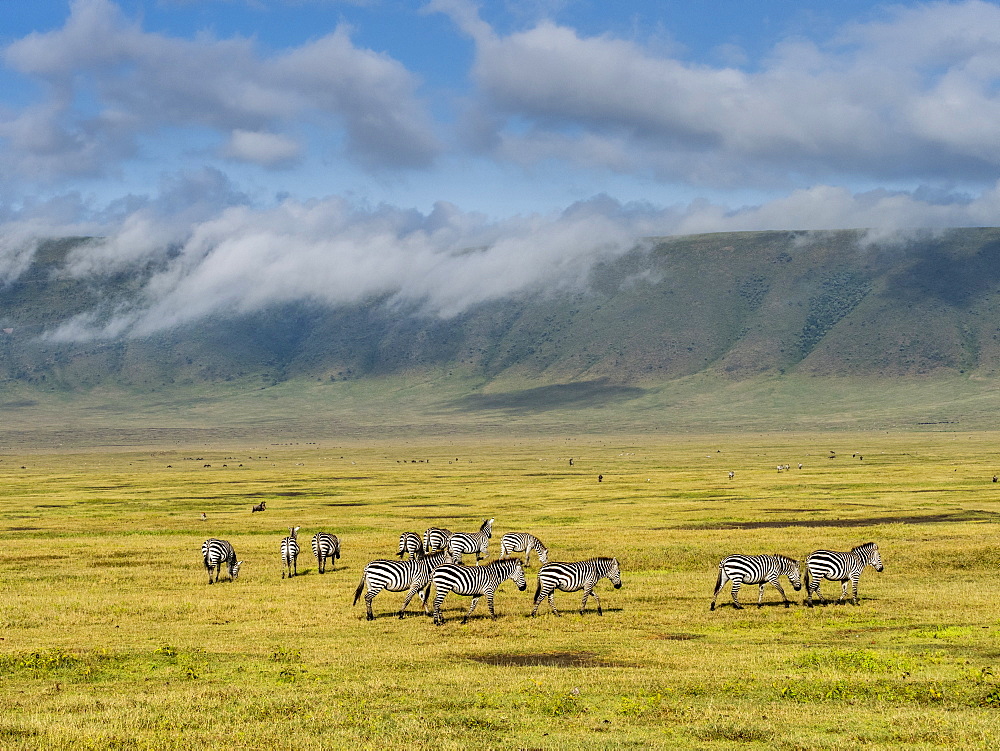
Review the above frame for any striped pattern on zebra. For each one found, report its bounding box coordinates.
[423,527,453,553]
[397,531,423,559]
[202,538,243,584]
[281,526,301,579]
[804,542,884,607]
[710,554,802,611]
[431,557,527,625]
[445,518,494,565]
[499,532,549,566]
[353,550,448,620]
[531,558,622,617]
[312,532,340,574]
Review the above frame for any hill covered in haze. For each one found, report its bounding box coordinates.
[2,228,1000,395]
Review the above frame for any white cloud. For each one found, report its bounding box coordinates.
[222,130,302,168]
[0,0,439,182]
[438,0,1000,186]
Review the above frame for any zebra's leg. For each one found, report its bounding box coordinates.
[398,585,420,618]
[433,590,448,626]
[462,596,482,624]
[838,580,850,603]
[548,591,560,616]
[730,580,744,609]
[486,591,497,619]
[769,578,790,607]
[592,588,604,616]
[531,584,550,616]
[757,583,767,607]
[851,576,861,605]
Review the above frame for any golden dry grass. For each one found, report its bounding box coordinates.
[2,431,1000,749]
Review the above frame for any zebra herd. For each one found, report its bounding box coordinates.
[355,519,622,624]
[710,542,884,611]
[202,521,883,620]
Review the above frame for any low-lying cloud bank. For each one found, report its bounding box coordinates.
[4,179,1000,342]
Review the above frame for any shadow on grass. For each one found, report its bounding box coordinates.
[692,509,1000,530]
[444,379,646,414]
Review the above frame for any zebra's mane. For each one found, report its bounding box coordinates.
[772,554,797,564]
[852,542,876,553]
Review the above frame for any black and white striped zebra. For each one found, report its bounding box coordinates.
[397,531,423,559]
[202,538,243,584]
[531,558,622,617]
[804,542,884,607]
[710,554,802,611]
[312,532,340,574]
[281,526,301,579]
[423,526,453,553]
[353,550,448,620]
[445,518,494,565]
[431,557,527,625]
[499,532,549,566]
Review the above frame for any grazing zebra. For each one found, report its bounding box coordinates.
[710,554,802,611]
[445,518,494,565]
[251,501,266,513]
[499,532,549,566]
[804,542,884,607]
[281,526,301,579]
[202,538,243,584]
[353,550,448,620]
[531,558,623,617]
[431,558,527,625]
[312,532,340,574]
[423,526,453,553]
[397,531,423,559]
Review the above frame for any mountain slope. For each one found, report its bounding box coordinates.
[3,227,1000,395]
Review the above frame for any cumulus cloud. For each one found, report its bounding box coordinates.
[0,0,439,181]
[437,0,1000,186]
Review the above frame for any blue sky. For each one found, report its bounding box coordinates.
[5,1,1000,337]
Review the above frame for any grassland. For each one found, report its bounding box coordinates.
[3,430,1000,749]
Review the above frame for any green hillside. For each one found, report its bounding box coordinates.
[3,228,1000,442]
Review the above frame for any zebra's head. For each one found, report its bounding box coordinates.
[609,558,623,589]
[230,560,244,579]
[781,556,803,591]
[537,545,549,564]
[859,542,884,572]
[509,559,527,591]
[289,526,300,539]
[481,518,494,536]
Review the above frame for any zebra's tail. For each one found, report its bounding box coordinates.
[533,577,542,604]
[353,574,366,606]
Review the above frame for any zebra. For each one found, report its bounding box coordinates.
[445,518,494,565]
[804,542,884,607]
[710,554,802,611]
[353,550,448,620]
[431,558,527,625]
[397,531,423,559]
[423,526,453,553]
[499,532,549,566]
[531,558,622,617]
[202,538,243,584]
[312,532,340,574]
[281,526,301,579]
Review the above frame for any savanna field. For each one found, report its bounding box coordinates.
[3,431,1000,750]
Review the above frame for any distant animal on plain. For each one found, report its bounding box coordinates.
[532,558,622,617]
[710,554,801,611]
[281,526,301,579]
[251,501,266,513]
[312,532,340,574]
[202,539,243,584]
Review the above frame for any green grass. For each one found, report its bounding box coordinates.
[3,431,1000,748]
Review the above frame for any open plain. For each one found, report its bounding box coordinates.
[3,429,1000,749]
